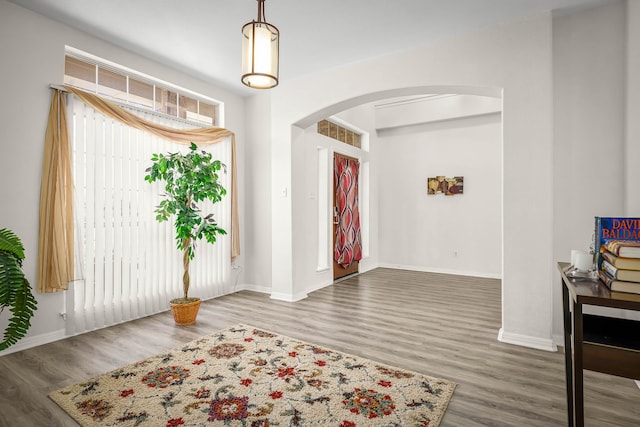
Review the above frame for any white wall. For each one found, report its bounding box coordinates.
[0,0,246,353]
[265,12,556,350]
[290,104,378,297]
[552,1,631,333]
[377,114,502,278]
[627,1,640,215]
[240,92,272,293]
[374,95,502,131]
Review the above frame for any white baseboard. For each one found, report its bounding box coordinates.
[237,274,334,302]
[636,380,640,390]
[498,328,557,352]
[552,333,565,349]
[0,328,67,357]
[270,291,308,302]
[304,278,334,295]
[234,283,271,294]
[378,263,502,279]
[236,284,316,302]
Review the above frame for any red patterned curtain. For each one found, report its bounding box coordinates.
[334,154,362,268]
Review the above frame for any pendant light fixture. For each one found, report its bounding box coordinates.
[241,0,279,89]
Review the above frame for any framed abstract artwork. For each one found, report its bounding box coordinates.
[427,176,463,195]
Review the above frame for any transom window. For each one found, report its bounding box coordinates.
[317,119,362,148]
[64,48,220,126]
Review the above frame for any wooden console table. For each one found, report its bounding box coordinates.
[559,262,640,426]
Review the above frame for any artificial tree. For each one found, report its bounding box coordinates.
[145,142,227,324]
[0,228,37,350]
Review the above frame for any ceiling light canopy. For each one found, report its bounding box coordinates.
[241,0,279,89]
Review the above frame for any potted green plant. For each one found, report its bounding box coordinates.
[145,142,227,325]
[0,228,37,350]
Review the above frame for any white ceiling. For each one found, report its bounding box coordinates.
[9,0,614,96]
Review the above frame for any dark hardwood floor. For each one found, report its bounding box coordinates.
[1,268,638,426]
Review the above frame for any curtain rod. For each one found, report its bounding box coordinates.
[49,84,208,129]
[50,84,68,92]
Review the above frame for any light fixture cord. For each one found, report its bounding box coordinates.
[257,0,266,23]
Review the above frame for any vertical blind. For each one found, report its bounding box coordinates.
[66,95,231,335]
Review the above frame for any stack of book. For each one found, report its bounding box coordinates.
[594,217,640,296]
[598,240,640,295]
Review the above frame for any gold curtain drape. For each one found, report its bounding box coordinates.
[38,86,240,293]
[38,90,74,293]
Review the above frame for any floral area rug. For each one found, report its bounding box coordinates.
[50,324,456,426]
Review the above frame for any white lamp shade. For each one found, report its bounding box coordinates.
[242,21,279,88]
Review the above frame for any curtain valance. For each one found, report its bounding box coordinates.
[38,86,240,293]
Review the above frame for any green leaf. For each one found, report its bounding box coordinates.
[0,229,37,351]
[144,143,228,298]
[0,228,25,260]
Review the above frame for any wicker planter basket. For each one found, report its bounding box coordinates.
[169,299,201,326]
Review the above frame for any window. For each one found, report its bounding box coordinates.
[62,51,231,335]
[317,119,362,148]
[64,48,220,126]
[317,147,330,271]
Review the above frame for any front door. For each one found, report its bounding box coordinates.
[333,153,361,281]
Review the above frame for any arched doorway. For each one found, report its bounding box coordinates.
[289,86,503,298]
